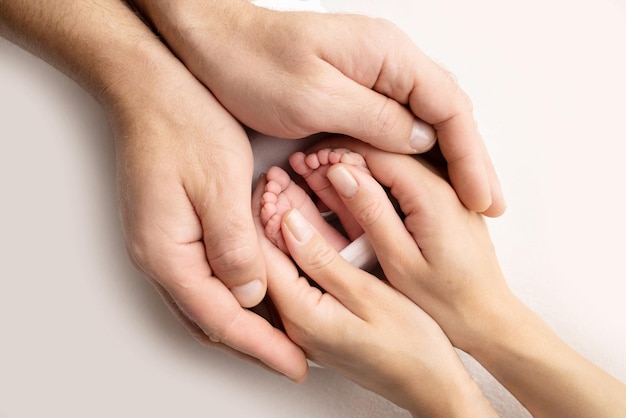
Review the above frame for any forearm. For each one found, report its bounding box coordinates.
[467,300,626,417]
[0,0,167,107]
[128,0,254,48]
[402,374,498,418]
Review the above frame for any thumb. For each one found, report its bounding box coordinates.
[313,67,436,154]
[187,158,267,308]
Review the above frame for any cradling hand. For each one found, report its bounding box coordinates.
[131,0,506,216]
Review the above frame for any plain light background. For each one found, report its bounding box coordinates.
[1,1,625,417]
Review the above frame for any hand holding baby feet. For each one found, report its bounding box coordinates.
[261,148,372,253]
[289,148,370,241]
[258,204,498,417]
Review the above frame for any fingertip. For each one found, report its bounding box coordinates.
[449,161,492,214]
[459,167,507,217]
[288,366,310,384]
[462,192,492,214]
[231,279,266,308]
[481,197,507,218]
[483,170,507,217]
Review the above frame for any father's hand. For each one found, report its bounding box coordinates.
[130,0,505,216]
[110,49,307,381]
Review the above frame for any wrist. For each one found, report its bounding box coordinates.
[0,1,168,106]
[130,0,256,48]
[98,37,177,115]
[129,0,269,82]
[441,283,530,357]
[403,370,497,417]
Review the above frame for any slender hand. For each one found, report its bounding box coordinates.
[0,0,308,381]
[312,138,626,417]
[251,177,497,417]
[130,0,506,216]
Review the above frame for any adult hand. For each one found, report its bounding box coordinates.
[309,138,626,418]
[251,178,496,417]
[130,0,506,217]
[111,48,308,381]
[304,138,517,351]
[0,0,307,381]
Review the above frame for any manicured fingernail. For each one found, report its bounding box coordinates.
[327,166,358,198]
[409,118,436,152]
[284,209,313,243]
[231,279,264,307]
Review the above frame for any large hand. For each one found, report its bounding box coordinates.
[251,178,496,417]
[0,0,307,381]
[110,52,307,381]
[130,0,505,217]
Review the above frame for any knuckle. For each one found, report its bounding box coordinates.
[440,68,474,115]
[355,199,384,228]
[373,97,400,138]
[208,238,258,276]
[460,89,474,113]
[276,84,322,137]
[371,17,400,34]
[302,239,338,273]
[125,236,154,275]
[202,310,242,346]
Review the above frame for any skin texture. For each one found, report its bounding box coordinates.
[0,0,502,387]
[0,0,308,381]
[268,138,626,417]
[252,176,498,417]
[131,0,506,217]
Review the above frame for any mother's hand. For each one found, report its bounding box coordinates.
[313,139,525,354]
[252,177,496,417]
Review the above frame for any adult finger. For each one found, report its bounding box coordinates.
[325,161,427,283]
[251,173,353,318]
[310,64,436,155]
[279,208,381,321]
[150,280,298,378]
[320,15,505,216]
[152,238,308,382]
[184,141,267,308]
[123,177,307,381]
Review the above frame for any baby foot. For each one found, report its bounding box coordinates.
[261,165,350,254]
[289,148,370,241]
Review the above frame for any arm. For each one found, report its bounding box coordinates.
[469,306,626,418]
[315,138,626,417]
[0,0,308,381]
[128,0,506,217]
[0,0,150,99]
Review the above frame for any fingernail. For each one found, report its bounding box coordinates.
[231,279,264,307]
[409,118,436,152]
[284,209,313,243]
[327,166,358,198]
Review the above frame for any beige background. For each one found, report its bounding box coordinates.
[1,1,625,416]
